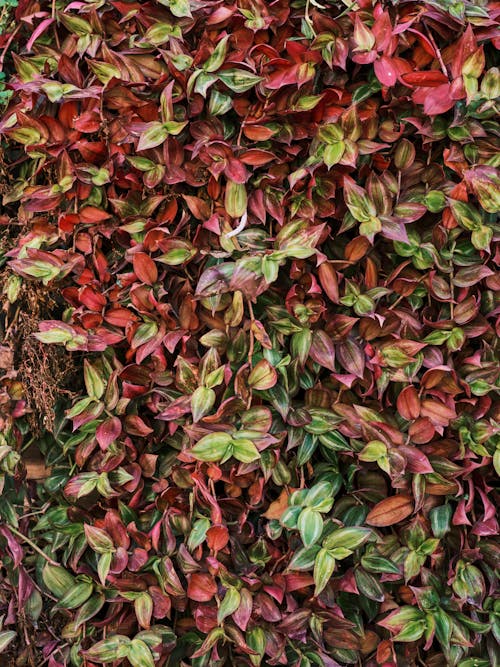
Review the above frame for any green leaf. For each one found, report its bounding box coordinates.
[323,141,345,168]
[280,505,302,529]
[188,518,211,551]
[225,180,247,218]
[417,538,439,556]
[449,200,482,230]
[231,438,260,463]
[190,432,233,461]
[324,527,373,551]
[393,620,427,642]
[319,431,351,452]
[471,224,492,251]
[203,35,230,72]
[137,122,169,151]
[74,593,106,629]
[84,525,114,554]
[162,120,188,136]
[433,608,451,649]
[84,360,105,400]
[297,508,323,547]
[354,567,385,602]
[313,548,336,596]
[380,606,425,630]
[248,359,278,390]
[191,386,216,423]
[143,22,181,46]
[134,593,153,630]
[288,545,320,571]
[208,89,233,115]
[493,448,500,477]
[359,440,387,462]
[85,635,131,662]
[127,639,155,667]
[159,0,192,18]
[98,551,113,586]
[217,69,263,93]
[0,631,16,653]
[361,554,401,575]
[57,579,93,610]
[42,564,76,598]
[217,587,240,623]
[304,482,334,513]
[297,433,318,466]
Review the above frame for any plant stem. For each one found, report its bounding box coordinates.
[6,524,60,567]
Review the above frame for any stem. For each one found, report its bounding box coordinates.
[0,25,20,72]
[304,0,316,37]
[6,524,60,567]
[423,22,448,78]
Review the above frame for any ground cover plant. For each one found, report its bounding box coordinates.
[0,0,498,665]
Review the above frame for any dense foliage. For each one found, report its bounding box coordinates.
[0,0,498,665]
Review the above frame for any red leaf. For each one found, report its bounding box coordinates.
[96,417,122,450]
[402,71,449,87]
[132,252,158,285]
[79,206,111,223]
[187,573,218,602]
[374,56,399,87]
[336,339,365,378]
[309,330,336,372]
[366,495,414,527]
[206,525,229,552]
[397,386,420,421]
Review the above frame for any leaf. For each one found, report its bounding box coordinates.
[264,489,291,520]
[309,330,336,372]
[379,606,425,631]
[313,548,336,596]
[133,253,158,285]
[217,587,241,623]
[231,437,260,463]
[98,551,113,586]
[0,631,16,653]
[42,564,76,598]
[188,572,218,602]
[191,386,216,422]
[189,432,233,461]
[160,0,192,18]
[343,176,376,223]
[137,123,169,151]
[393,620,427,642]
[96,417,122,450]
[288,545,320,571]
[218,69,263,93]
[57,579,94,609]
[354,567,385,602]
[361,554,401,575]
[248,359,278,390]
[134,593,153,630]
[323,527,373,551]
[84,525,114,554]
[366,495,414,527]
[225,180,247,218]
[84,360,105,399]
[297,508,323,547]
[203,35,230,72]
[127,639,156,667]
[84,635,131,662]
[336,339,365,378]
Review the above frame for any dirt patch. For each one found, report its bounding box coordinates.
[2,276,82,435]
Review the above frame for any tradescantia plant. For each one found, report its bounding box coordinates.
[0,0,498,665]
